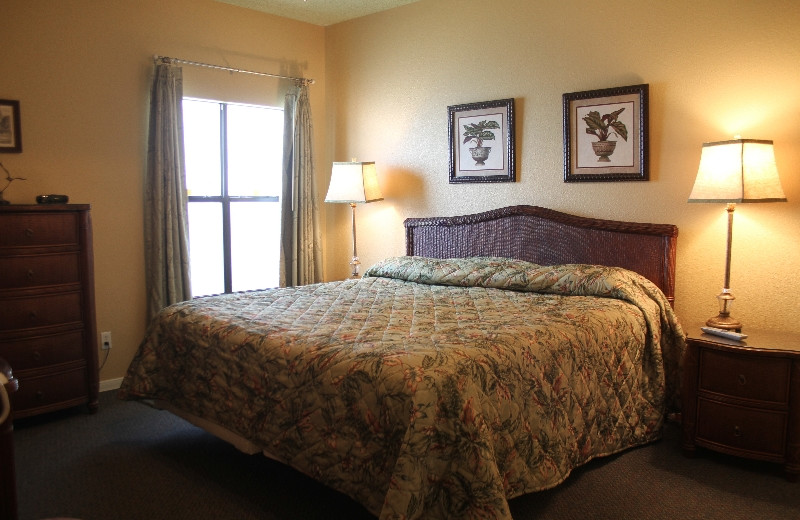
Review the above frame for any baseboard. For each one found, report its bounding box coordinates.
[99,377,123,392]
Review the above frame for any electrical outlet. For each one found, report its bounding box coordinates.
[101,331,112,350]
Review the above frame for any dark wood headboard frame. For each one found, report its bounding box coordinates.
[404,205,678,305]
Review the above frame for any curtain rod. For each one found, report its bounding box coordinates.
[153,55,314,85]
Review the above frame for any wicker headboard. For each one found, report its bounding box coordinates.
[404,205,678,305]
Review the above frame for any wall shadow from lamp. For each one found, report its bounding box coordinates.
[324,161,383,279]
[687,138,787,332]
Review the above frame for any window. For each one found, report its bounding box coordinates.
[182,98,283,296]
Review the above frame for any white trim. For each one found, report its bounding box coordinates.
[99,377,123,392]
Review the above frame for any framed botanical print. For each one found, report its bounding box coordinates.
[448,98,515,183]
[0,100,22,153]
[563,84,648,182]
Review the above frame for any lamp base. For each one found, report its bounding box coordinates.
[349,256,361,279]
[706,314,742,332]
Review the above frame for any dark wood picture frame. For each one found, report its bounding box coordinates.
[448,98,515,183]
[563,84,648,182]
[0,100,21,154]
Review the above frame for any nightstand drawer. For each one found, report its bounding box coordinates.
[0,212,80,248]
[696,398,787,457]
[699,348,790,404]
[0,291,83,332]
[0,330,85,370]
[0,253,81,290]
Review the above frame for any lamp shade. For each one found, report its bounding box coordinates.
[688,139,786,203]
[325,162,383,203]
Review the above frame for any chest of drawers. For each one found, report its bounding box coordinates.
[681,327,800,481]
[0,205,99,418]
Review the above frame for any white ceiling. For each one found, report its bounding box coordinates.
[214,0,421,26]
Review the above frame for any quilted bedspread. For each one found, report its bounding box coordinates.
[119,256,685,520]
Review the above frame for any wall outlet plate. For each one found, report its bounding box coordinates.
[101,331,112,350]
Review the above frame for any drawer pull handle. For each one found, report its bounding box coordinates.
[738,374,747,386]
[25,228,34,237]
[35,391,44,401]
[733,425,742,437]
[28,311,38,322]
[32,351,41,361]
[26,269,35,280]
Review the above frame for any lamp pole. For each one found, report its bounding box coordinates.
[708,203,741,331]
[349,202,361,278]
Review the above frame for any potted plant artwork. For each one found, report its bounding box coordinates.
[582,107,628,162]
[462,119,501,166]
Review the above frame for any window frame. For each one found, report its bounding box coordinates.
[185,99,281,295]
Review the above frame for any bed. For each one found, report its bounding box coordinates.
[119,205,685,520]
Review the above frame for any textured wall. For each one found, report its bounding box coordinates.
[2,0,326,382]
[325,0,800,333]
[2,0,799,386]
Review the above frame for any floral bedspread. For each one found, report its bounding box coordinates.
[119,256,685,520]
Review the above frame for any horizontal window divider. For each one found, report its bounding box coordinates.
[188,196,280,202]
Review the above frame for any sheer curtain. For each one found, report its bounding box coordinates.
[279,83,323,287]
[143,61,192,321]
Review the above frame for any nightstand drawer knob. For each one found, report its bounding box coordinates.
[738,374,747,386]
[25,228,34,237]
[733,425,742,437]
[26,269,35,280]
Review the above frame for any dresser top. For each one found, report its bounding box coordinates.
[0,204,90,212]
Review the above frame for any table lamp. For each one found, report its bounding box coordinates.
[688,138,786,331]
[325,161,383,278]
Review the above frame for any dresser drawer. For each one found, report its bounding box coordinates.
[11,366,88,414]
[0,330,85,370]
[0,212,80,248]
[0,253,81,290]
[696,398,787,457]
[699,348,791,404]
[0,292,83,332]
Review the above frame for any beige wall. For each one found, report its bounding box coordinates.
[326,0,800,335]
[3,0,799,387]
[2,0,326,383]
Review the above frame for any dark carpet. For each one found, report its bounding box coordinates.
[11,391,799,520]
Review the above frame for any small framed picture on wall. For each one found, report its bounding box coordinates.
[448,98,515,183]
[563,84,648,182]
[0,100,22,153]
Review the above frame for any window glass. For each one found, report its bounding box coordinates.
[183,99,221,197]
[227,104,283,197]
[187,201,225,296]
[230,201,281,291]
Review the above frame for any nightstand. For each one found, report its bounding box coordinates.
[681,326,800,481]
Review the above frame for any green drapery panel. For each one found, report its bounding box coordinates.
[143,61,192,321]
[280,83,322,287]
